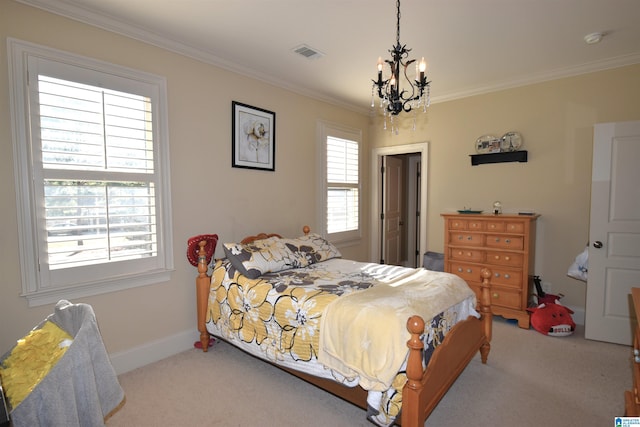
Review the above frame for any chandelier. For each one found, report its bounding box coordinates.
[371,0,431,130]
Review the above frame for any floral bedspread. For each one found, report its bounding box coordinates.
[205,258,477,426]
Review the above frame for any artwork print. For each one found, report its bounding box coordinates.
[232,101,276,171]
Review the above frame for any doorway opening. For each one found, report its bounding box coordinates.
[371,143,429,267]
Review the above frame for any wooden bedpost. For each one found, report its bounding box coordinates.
[403,315,426,425]
[196,241,211,351]
[302,225,310,235]
[479,267,492,363]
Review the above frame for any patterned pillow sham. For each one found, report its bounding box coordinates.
[283,233,342,266]
[223,233,341,279]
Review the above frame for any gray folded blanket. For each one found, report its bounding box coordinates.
[1,300,125,426]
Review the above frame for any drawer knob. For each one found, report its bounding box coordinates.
[467,269,472,273]
[458,236,463,240]
[634,348,639,356]
[495,273,500,277]
[505,256,510,261]
[492,293,499,298]
[505,239,511,244]
[494,255,499,260]
[458,268,463,272]
[457,251,463,255]
[467,252,472,257]
[505,274,510,279]
[467,236,472,240]
[495,238,500,242]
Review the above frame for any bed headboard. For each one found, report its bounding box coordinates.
[240,233,282,244]
[239,226,310,244]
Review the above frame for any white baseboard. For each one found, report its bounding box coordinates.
[567,305,585,325]
[109,329,196,375]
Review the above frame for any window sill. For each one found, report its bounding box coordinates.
[22,268,173,307]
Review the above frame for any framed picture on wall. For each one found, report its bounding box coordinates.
[232,101,276,171]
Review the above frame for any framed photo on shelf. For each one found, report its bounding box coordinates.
[232,101,275,171]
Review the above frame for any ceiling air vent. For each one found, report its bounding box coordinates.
[292,44,324,60]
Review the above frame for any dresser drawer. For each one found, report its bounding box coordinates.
[485,234,524,250]
[486,251,523,267]
[505,222,525,233]
[448,219,484,231]
[449,262,485,283]
[450,232,484,247]
[449,219,466,230]
[467,283,522,310]
[486,221,505,232]
[490,267,523,288]
[489,287,522,309]
[449,248,484,263]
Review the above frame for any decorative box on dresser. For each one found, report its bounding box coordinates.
[442,213,540,328]
[624,287,640,416]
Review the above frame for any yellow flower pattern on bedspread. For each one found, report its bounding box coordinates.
[228,278,274,344]
[274,288,337,361]
[205,258,475,427]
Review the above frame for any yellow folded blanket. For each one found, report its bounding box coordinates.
[318,267,475,391]
[0,321,73,409]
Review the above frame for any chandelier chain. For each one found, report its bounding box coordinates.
[396,0,401,46]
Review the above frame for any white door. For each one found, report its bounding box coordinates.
[585,121,640,345]
[383,156,404,265]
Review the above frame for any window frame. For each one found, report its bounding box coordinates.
[317,120,362,245]
[8,38,173,307]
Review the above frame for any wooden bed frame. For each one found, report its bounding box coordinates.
[195,230,492,426]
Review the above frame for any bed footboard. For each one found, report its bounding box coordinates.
[401,267,492,426]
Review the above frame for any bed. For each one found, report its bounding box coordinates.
[193,228,492,426]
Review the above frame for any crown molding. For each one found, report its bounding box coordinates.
[16,0,369,115]
[431,52,640,104]
[17,0,640,112]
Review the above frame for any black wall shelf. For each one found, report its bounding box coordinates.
[470,150,528,166]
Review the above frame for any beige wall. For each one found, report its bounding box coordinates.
[370,65,640,313]
[2,1,639,363]
[0,2,369,357]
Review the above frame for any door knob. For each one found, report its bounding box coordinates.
[593,241,603,249]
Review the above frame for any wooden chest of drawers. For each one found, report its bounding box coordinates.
[624,287,640,415]
[442,213,540,328]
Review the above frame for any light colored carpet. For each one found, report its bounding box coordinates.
[107,318,632,426]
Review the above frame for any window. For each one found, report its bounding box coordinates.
[8,39,173,306]
[318,121,361,243]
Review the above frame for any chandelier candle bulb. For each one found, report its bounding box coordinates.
[419,57,426,79]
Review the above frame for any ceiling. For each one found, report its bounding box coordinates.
[19,0,640,114]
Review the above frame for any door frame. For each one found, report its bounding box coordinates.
[371,142,429,264]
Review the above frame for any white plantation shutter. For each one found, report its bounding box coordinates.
[39,76,157,270]
[326,137,359,234]
[9,39,172,306]
[319,121,361,243]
